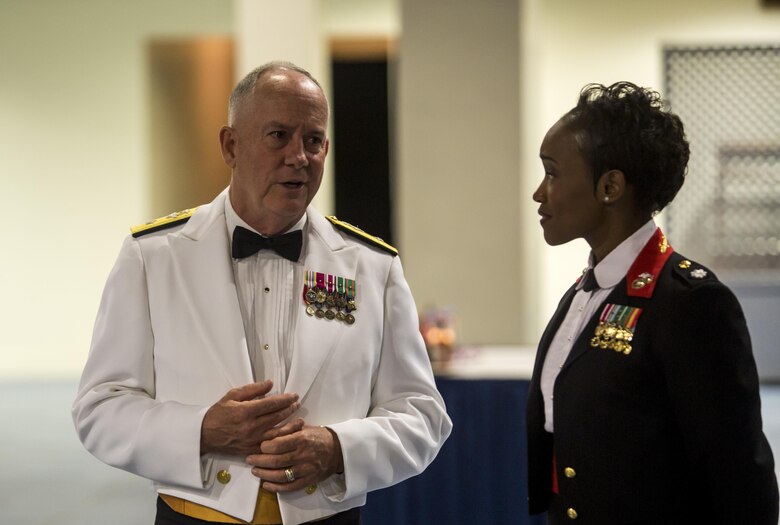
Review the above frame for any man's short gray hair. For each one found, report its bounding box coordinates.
[227,61,324,125]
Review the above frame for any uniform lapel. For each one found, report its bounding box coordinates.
[529,284,579,428]
[168,190,254,387]
[285,208,359,401]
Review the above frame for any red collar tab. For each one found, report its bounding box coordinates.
[625,228,674,298]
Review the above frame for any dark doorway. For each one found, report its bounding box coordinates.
[331,59,393,245]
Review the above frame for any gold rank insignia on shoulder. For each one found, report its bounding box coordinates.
[673,258,714,284]
[303,270,357,325]
[325,216,398,256]
[590,303,643,355]
[130,207,198,238]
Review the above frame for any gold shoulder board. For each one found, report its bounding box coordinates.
[130,207,198,238]
[325,216,398,256]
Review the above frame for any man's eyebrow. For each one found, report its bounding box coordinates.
[264,120,291,130]
[262,121,326,134]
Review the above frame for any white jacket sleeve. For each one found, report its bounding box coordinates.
[72,236,210,489]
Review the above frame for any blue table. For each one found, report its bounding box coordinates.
[362,377,547,524]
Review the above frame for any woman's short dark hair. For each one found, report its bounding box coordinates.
[562,82,690,215]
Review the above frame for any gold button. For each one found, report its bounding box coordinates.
[305,484,317,495]
[564,467,576,478]
[678,260,692,269]
[263,344,270,350]
[567,507,578,519]
[216,469,231,484]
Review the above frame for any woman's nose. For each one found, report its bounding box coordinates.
[532,180,545,203]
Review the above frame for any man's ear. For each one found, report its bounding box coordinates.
[596,169,626,204]
[219,126,238,169]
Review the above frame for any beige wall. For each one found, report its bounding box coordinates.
[0,0,233,378]
[397,0,524,344]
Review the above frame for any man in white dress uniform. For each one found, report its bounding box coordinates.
[73,61,452,525]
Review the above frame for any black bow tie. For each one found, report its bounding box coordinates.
[232,226,302,262]
[580,268,600,292]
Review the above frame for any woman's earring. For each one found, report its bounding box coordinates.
[604,196,609,202]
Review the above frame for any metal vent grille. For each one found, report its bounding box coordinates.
[664,45,780,280]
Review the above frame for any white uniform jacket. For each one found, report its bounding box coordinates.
[73,189,452,525]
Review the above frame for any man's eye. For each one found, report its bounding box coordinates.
[305,137,324,152]
[269,131,286,139]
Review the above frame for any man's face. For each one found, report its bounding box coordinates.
[533,119,605,247]
[221,70,329,235]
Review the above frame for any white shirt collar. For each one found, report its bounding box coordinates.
[580,219,658,291]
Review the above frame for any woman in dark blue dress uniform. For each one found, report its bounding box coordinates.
[526,82,779,524]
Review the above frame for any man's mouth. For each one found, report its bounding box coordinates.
[282,182,305,189]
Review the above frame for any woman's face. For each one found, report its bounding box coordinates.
[533,119,606,247]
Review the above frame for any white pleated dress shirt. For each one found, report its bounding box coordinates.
[540,219,657,432]
[225,197,306,395]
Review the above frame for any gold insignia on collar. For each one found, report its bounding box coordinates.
[631,272,654,290]
[678,259,691,269]
[659,234,669,253]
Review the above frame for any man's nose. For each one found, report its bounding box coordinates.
[285,138,309,169]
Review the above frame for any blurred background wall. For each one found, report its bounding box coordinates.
[0,0,234,378]
[1,0,779,379]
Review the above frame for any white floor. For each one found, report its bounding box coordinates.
[2,380,779,524]
[0,382,154,525]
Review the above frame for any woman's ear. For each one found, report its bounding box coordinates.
[596,169,626,204]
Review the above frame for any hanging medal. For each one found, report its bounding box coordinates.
[590,303,642,355]
[325,274,336,320]
[345,278,356,325]
[302,270,357,324]
[336,276,347,322]
[314,272,327,318]
[304,270,317,316]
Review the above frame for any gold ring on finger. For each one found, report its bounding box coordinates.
[284,468,295,483]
